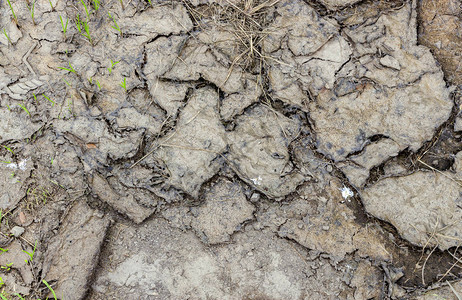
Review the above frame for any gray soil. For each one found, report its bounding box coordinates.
[1,0,462,299]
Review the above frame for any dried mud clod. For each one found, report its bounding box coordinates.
[1,0,462,299]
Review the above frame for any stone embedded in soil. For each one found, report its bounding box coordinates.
[90,173,156,224]
[149,87,227,198]
[362,171,462,250]
[10,226,25,237]
[43,200,110,300]
[189,179,255,244]
[227,104,304,198]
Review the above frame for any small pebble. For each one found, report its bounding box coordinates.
[11,226,25,237]
[250,193,260,203]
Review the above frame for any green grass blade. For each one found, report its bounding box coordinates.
[42,280,57,300]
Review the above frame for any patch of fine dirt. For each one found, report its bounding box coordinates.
[1,0,462,299]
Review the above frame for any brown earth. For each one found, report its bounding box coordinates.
[0,0,462,299]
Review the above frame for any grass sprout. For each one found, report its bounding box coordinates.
[43,280,58,300]
[42,94,55,106]
[58,62,77,73]
[108,12,121,35]
[23,240,37,264]
[2,29,12,46]
[49,0,55,11]
[18,103,31,116]
[82,21,92,45]
[75,14,82,33]
[108,59,120,74]
[119,0,125,10]
[93,0,101,11]
[15,294,25,300]
[1,145,14,154]
[120,77,127,91]
[1,263,12,271]
[60,15,69,38]
[80,0,90,20]
[27,0,36,25]
[6,0,17,25]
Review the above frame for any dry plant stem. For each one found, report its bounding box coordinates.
[447,280,462,300]
[414,217,439,286]
[438,245,462,283]
[421,245,438,286]
[417,158,462,187]
[129,131,177,168]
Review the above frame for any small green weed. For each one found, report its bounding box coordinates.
[23,240,37,264]
[60,15,69,39]
[27,0,36,25]
[18,103,31,116]
[49,0,55,11]
[3,29,12,46]
[75,14,82,33]
[108,59,119,74]
[119,0,125,10]
[62,78,71,87]
[120,77,127,91]
[58,62,76,74]
[81,21,92,45]
[108,12,121,35]
[42,94,55,106]
[15,294,25,300]
[42,279,58,300]
[93,0,101,12]
[1,145,14,155]
[80,0,90,20]
[6,0,17,25]
[1,263,13,272]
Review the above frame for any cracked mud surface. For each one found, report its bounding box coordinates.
[1,0,462,299]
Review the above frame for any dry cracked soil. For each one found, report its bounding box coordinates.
[1,0,462,299]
